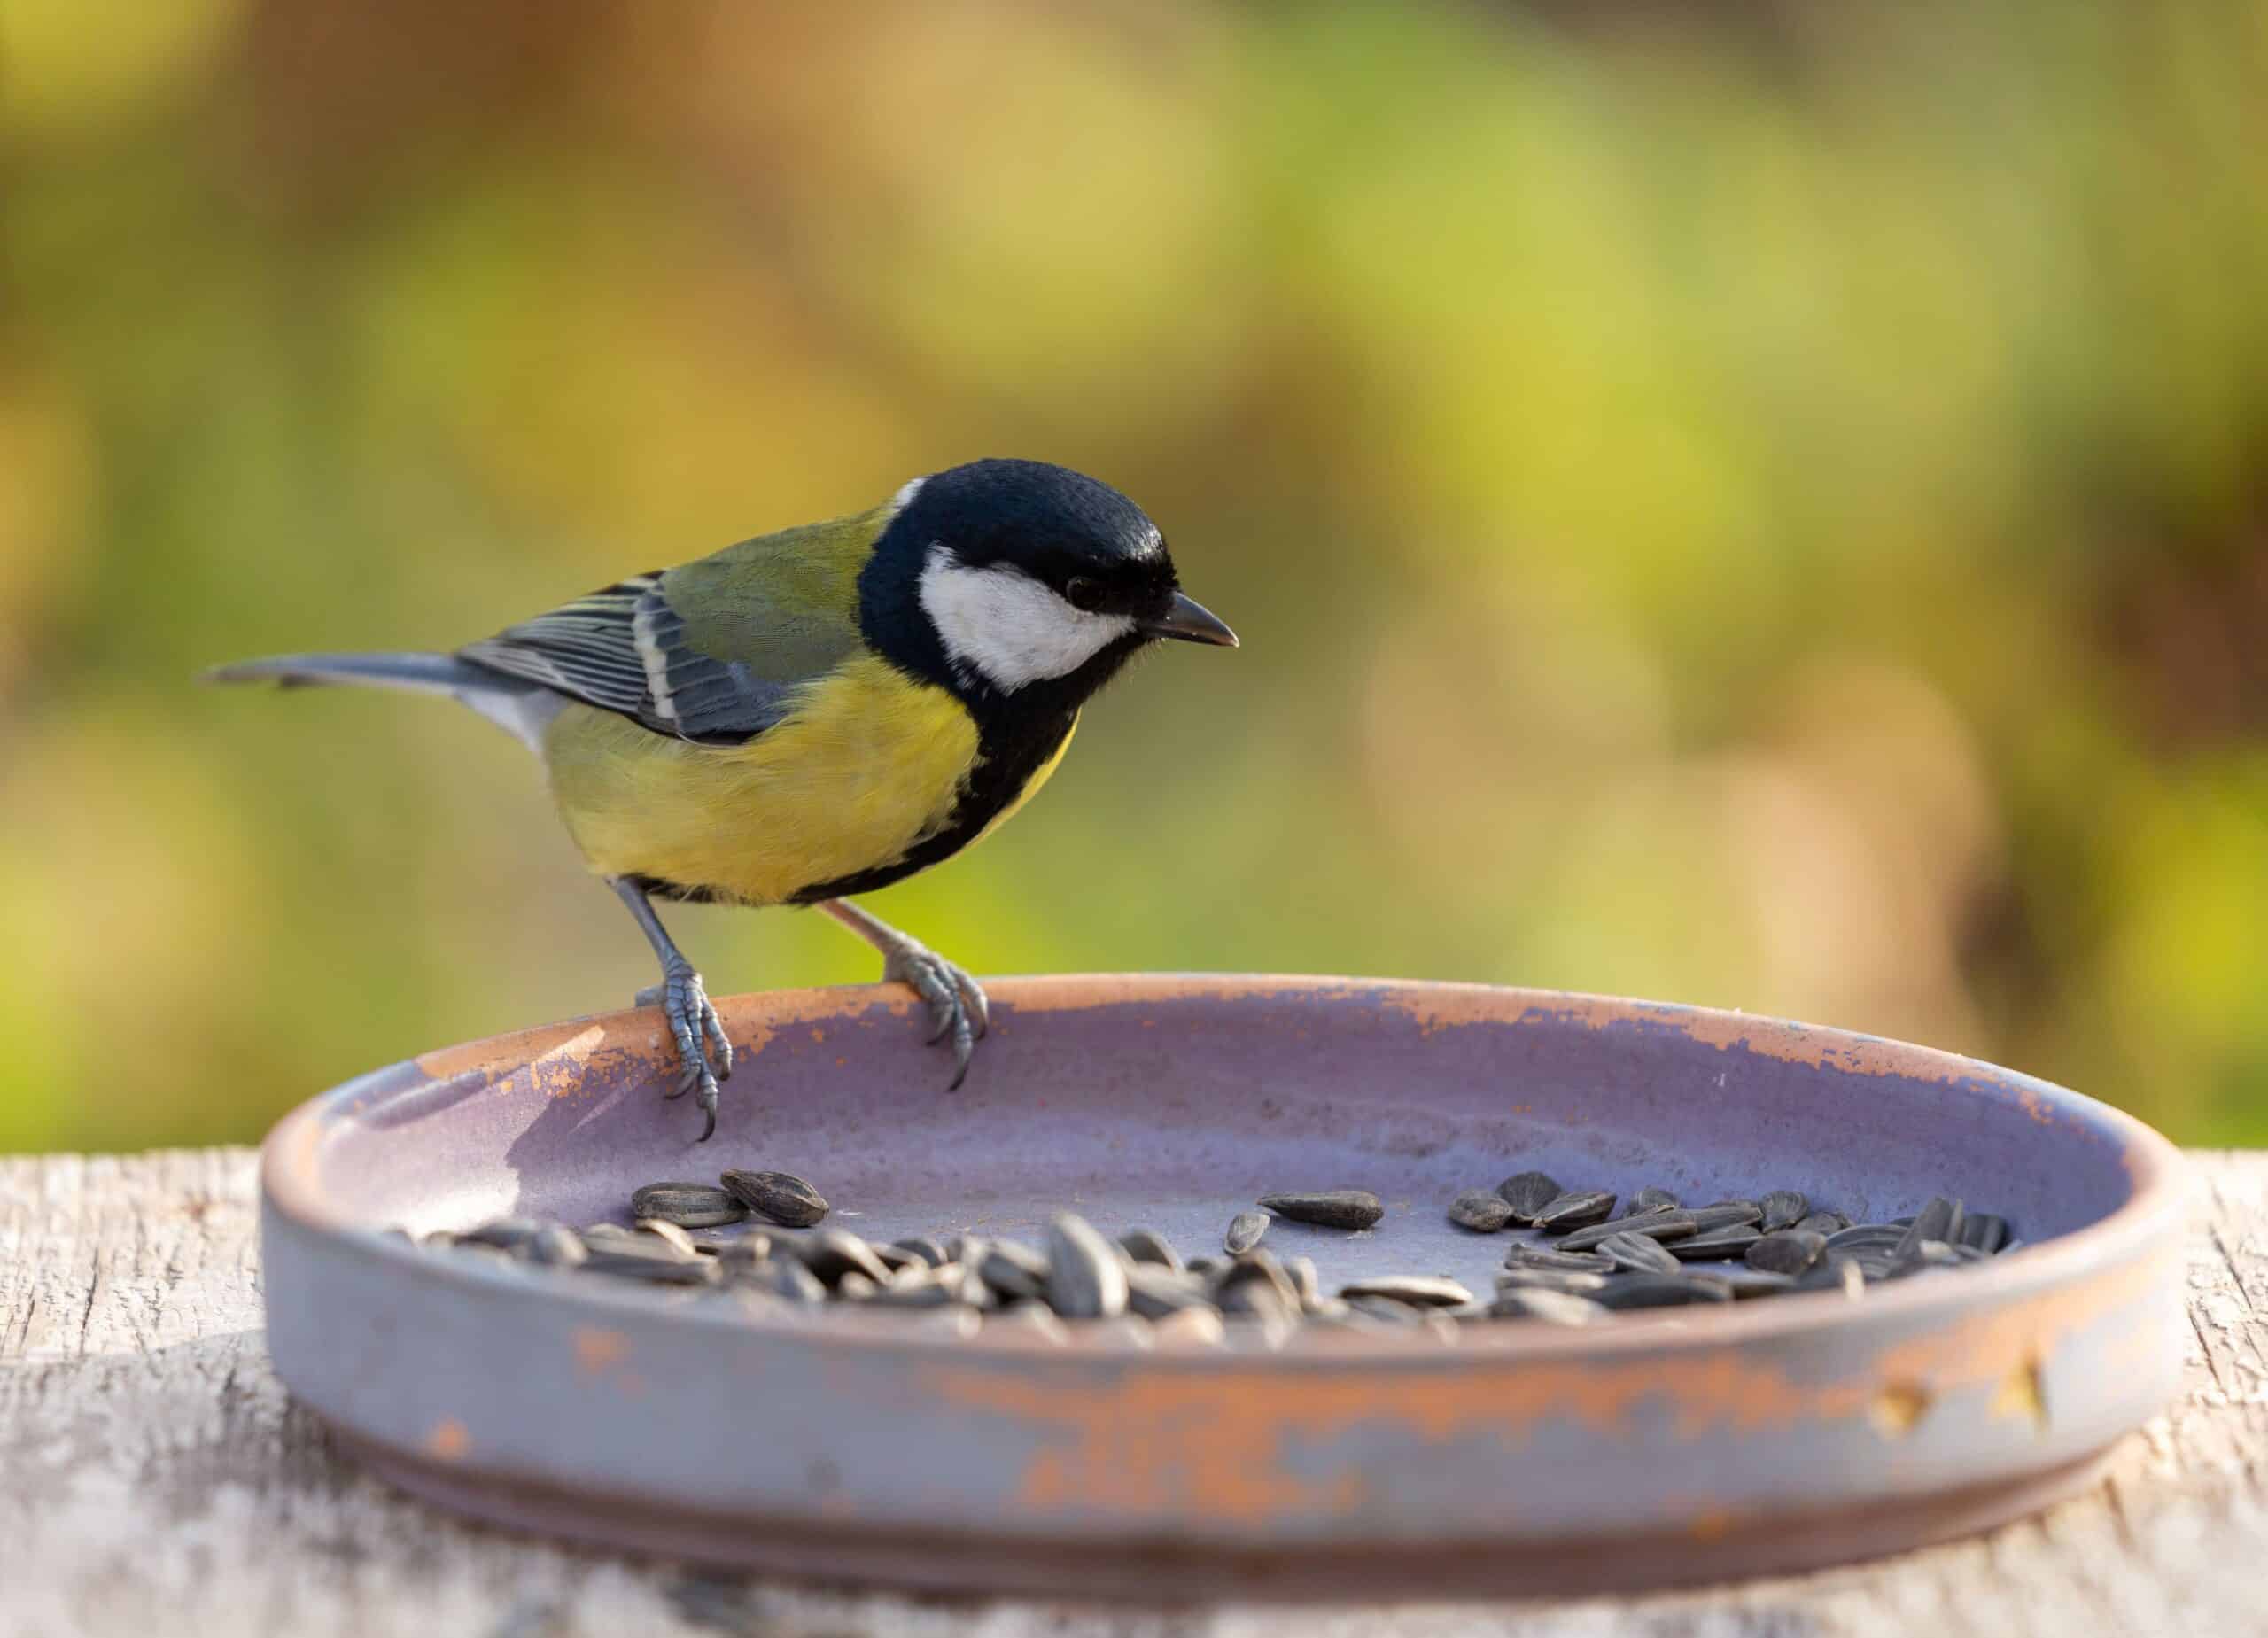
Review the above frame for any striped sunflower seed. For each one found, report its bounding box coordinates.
[742,1257,828,1304]
[978,1240,1050,1303]
[1796,1211,1851,1237]
[1793,1255,1865,1299]
[1449,1189,1516,1232]
[1494,1268,1610,1295]
[1895,1197,1965,1261]
[790,1230,891,1288]
[1214,1249,1301,1312]
[1558,1211,1704,1252]
[1495,1170,1564,1223]
[630,1184,744,1229]
[1531,1190,1619,1231]
[1223,1210,1270,1254]
[1668,1227,1761,1261]
[1338,1275,1473,1308]
[1117,1228,1183,1270]
[1488,1287,1607,1326]
[1825,1223,1907,1254]
[718,1170,829,1228]
[989,1303,1070,1344]
[1625,1185,1682,1216]
[1597,1231,1682,1274]
[459,1216,546,1253]
[1503,1242,1617,1274]
[581,1249,722,1286]
[1759,1191,1809,1233]
[1045,1212,1129,1320]
[526,1225,587,1267]
[1745,1229,1827,1276]
[1956,1211,2009,1254]
[1257,1190,1384,1230]
[1590,1273,1733,1310]
[890,1235,951,1268]
[632,1217,703,1259]
[1151,1307,1228,1348]
[1123,1264,1216,1321]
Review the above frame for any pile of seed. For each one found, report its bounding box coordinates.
[402,1167,2018,1344]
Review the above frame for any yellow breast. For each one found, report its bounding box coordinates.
[542,656,983,906]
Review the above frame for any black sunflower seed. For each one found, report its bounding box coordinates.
[1746,1230,1827,1276]
[1846,1248,1904,1281]
[1793,1255,1866,1299]
[1796,1211,1851,1237]
[1257,1190,1385,1230]
[718,1170,829,1228]
[791,1230,891,1288]
[1895,1197,1966,1261]
[1343,1294,1425,1325]
[1503,1242,1617,1273]
[1488,1287,1607,1325]
[743,1257,827,1304]
[1339,1275,1473,1308]
[1956,1212,2009,1254]
[890,1236,951,1268]
[526,1225,587,1267]
[1626,1186,1682,1216]
[1215,1249,1301,1309]
[1449,1189,1516,1232]
[1685,1202,1763,1231]
[630,1183,745,1229]
[1495,1268,1610,1295]
[1825,1223,1907,1254]
[1532,1190,1618,1231]
[1123,1265,1215,1321]
[861,1268,966,1308]
[582,1249,722,1285]
[631,1218,703,1259]
[1590,1274,1733,1310]
[1223,1210,1270,1254]
[1668,1227,1762,1261]
[1117,1228,1184,1270]
[1045,1213,1129,1320]
[1718,1268,1798,1299]
[1759,1191,1809,1233]
[1217,1274,1296,1324]
[977,1240,1051,1302]
[1558,1211,1703,1252]
[459,1216,546,1252]
[1495,1170,1564,1223]
[1598,1231,1682,1274]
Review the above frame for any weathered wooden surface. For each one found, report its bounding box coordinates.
[2,1149,2262,1637]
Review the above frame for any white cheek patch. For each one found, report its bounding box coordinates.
[918,547,1138,692]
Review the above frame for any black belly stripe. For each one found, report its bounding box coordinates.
[786,706,1078,905]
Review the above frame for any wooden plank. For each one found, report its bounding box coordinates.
[2,1149,2261,1637]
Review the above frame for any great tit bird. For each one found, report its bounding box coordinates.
[209,458,1237,1138]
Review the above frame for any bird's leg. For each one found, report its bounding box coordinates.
[817,899,990,1089]
[610,877,734,1141]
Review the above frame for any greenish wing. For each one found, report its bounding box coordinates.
[457,511,875,745]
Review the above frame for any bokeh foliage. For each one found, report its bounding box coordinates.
[3,0,2263,1153]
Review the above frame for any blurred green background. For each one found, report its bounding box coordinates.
[4,1,2264,1154]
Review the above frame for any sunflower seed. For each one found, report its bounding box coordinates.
[633,1217,703,1259]
[1495,1170,1564,1223]
[1949,1241,1992,1262]
[459,1216,546,1252]
[579,1224,684,1262]
[1495,1268,1610,1295]
[791,1230,892,1288]
[891,1235,951,1268]
[1626,1186,1682,1216]
[989,1303,1069,1344]
[1792,1254,1866,1299]
[1901,1238,1964,1270]
[1285,1256,1324,1311]
[868,1242,920,1273]
[1215,1249,1301,1311]
[1151,1307,1229,1347]
[1449,1189,1516,1232]
[629,1184,744,1229]
[1532,1190,1618,1231]
[1685,1202,1764,1231]
[718,1170,829,1228]
[1825,1223,1907,1254]
[1117,1228,1184,1270]
[1217,1274,1297,1325]
[1846,1248,1904,1281]
[1488,1287,1608,1325]
[1257,1190,1384,1230]
[1719,1269,1798,1299]
[1223,1210,1270,1254]
[1185,1256,1218,1277]
[527,1225,587,1267]
[1669,1227,1761,1261]
[1597,1231,1682,1274]
[861,1267,965,1308]
[582,1249,722,1285]
[1759,1191,1809,1233]
[716,1230,775,1269]
[978,1240,1051,1302]
[1592,1273,1734,1309]
[1705,1199,1763,1221]
[1796,1211,1851,1236]
[1046,1213,1129,1320]
[1339,1275,1473,1308]
[1746,1230,1827,1276]
[743,1257,828,1304]
[1503,1242,1617,1273]
[1558,1211,1704,1252]
[1124,1264,1216,1320]
[1896,1197,1965,1260]
[1344,1294,1425,1325]
[911,1305,983,1340]
[1957,1212,2010,1254]
[835,1272,878,1300]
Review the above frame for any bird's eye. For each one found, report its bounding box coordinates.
[1063,577,1105,613]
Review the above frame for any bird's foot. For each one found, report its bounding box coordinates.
[879,938,990,1090]
[633,962,734,1140]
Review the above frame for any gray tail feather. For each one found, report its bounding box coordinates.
[203,650,558,750]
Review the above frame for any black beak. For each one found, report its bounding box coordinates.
[1141,590,1239,648]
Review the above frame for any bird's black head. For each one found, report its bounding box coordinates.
[860,459,1235,715]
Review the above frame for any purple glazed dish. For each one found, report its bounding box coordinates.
[260,976,2188,1597]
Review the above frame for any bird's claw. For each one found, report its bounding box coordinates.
[882,942,989,1090]
[635,964,732,1140]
